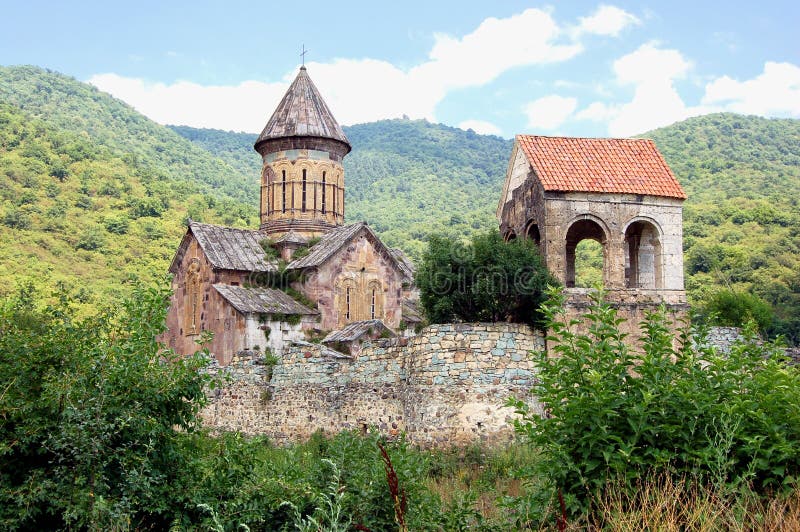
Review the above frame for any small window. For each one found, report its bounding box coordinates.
[321,172,326,214]
[281,170,287,213]
[301,169,307,212]
[371,289,376,319]
[345,287,351,321]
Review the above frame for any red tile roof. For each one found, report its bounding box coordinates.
[516,135,686,199]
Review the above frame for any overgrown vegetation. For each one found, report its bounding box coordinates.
[416,229,558,327]
[509,286,800,524]
[2,280,799,529]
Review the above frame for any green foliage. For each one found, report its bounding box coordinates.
[0,68,258,314]
[0,281,212,530]
[510,287,800,519]
[702,288,775,332]
[416,229,557,327]
[644,113,800,344]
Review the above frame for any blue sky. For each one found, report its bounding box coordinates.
[2,1,798,138]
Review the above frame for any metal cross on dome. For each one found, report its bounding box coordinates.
[300,44,308,66]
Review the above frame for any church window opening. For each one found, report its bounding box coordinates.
[333,179,337,215]
[281,170,287,213]
[345,287,351,320]
[321,172,326,214]
[371,289,376,319]
[301,169,307,212]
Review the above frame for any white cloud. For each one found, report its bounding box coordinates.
[573,5,640,37]
[575,101,618,122]
[458,119,503,136]
[575,43,709,136]
[88,73,289,132]
[86,6,624,131]
[702,61,800,117]
[525,95,578,129]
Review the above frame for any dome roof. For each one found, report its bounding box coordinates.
[254,66,350,152]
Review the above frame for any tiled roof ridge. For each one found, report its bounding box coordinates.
[515,134,686,199]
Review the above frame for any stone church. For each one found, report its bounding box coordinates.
[164,66,417,364]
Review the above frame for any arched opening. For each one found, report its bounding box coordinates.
[524,221,541,246]
[565,219,607,288]
[503,230,517,242]
[625,220,662,289]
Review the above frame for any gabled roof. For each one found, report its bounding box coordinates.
[402,300,423,323]
[322,320,396,344]
[516,135,686,199]
[273,230,308,246]
[287,222,368,270]
[179,221,275,272]
[390,248,415,281]
[213,284,317,315]
[255,66,350,151]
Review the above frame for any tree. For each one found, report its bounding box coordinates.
[415,229,557,327]
[0,282,212,530]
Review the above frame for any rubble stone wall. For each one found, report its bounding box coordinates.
[200,323,545,447]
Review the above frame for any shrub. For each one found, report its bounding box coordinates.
[416,229,557,327]
[509,287,800,518]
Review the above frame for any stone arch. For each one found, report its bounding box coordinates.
[623,217,663,289]
[524,219,541,246]
[564,215,609,288]
[503,229,517,242]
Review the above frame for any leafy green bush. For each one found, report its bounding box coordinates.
[703,288,774,332]
[510,287,800,518]
[416,229,557,327]
[0,282,212,530]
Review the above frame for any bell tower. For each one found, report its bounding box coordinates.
[254,66,351,238]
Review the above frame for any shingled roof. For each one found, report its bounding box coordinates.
[322,320,396,344]
[170,221,275,273]
[213,284,317,315]
[517,135,686,199]
[286,222,365,270]
[255,66,350,151]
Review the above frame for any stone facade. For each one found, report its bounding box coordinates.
[200,323,545,447]
[297,228,406,330]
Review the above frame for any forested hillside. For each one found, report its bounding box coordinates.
[0,66,257,309]
[644,114,800,341]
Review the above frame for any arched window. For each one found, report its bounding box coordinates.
[525,221,541,246]
[370,289,376,319]
[345,286,351,321]
[565,219,607,288]
[281,170,286,213]
[301,169,307,212]
[321,172,326,214]
[332,179,337,216]
[625,220,662,289]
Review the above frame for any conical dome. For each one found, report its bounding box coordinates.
[254,66,351,154]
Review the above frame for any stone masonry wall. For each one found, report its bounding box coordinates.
[200,323,545,447]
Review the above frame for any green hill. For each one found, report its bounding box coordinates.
[643,113,800,340]
[0,66,257,310]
